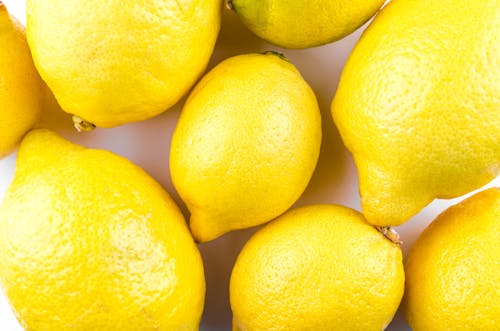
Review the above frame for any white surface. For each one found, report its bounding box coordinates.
[0,1,498,330]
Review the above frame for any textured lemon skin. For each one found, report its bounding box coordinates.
[230,205,404,331]
[0,4,43,158]
[404,188,500,331]
[332,0,500,226]
[26,0,221,128]
[231,0,385,49]
[170,53,322,242]
[0,129,205,330]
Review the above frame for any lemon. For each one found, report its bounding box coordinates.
[0,129,205,330]
[404,188,500,331]
[230,204,404,331]
[170,53,322,242]
[229,0,385,49]
[0,3,43,158]
[332,0,500,226]
[26,0,221,128]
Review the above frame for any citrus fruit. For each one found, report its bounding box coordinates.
[0,3,43,158]
[230,0,385,48]
[230,204,404,331]
[332,0,500,226]
[26,0,221,128]
[404,188,500,331]
[170,53,322,242]
[0,129,205,330]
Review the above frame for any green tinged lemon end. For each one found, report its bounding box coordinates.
[262,50,288,61]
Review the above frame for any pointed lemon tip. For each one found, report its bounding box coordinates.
[21,128,65,147]
[20,128,64,152]
[361,193,426,227]
[17,129,82,171]
[0,2,7,16]
[189,212,227,243]
[357,162,434,227]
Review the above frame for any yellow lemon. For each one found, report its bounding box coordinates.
[230,204,405,331]
[332,0,500,226]
[170,53,322,242]
[26,0,221,128]
[0,3,43,158]
[0,129,205,330]
[229,0,385,49]
[404,188,500,331]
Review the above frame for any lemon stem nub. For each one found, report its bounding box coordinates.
[262,51,289,62]
[226,0,234,10]
[72,115,96,132]
[377,227,402,245]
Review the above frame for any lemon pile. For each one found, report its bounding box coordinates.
[0,0,498,330]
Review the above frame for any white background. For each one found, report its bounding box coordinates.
[1,1,498,330]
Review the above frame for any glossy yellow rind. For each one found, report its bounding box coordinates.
[26,0,221,127]
[230,204,404,331]
[0,129,205,330]
[171,53,322,242]
[404,188,500,331]
[332,0,500,226]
